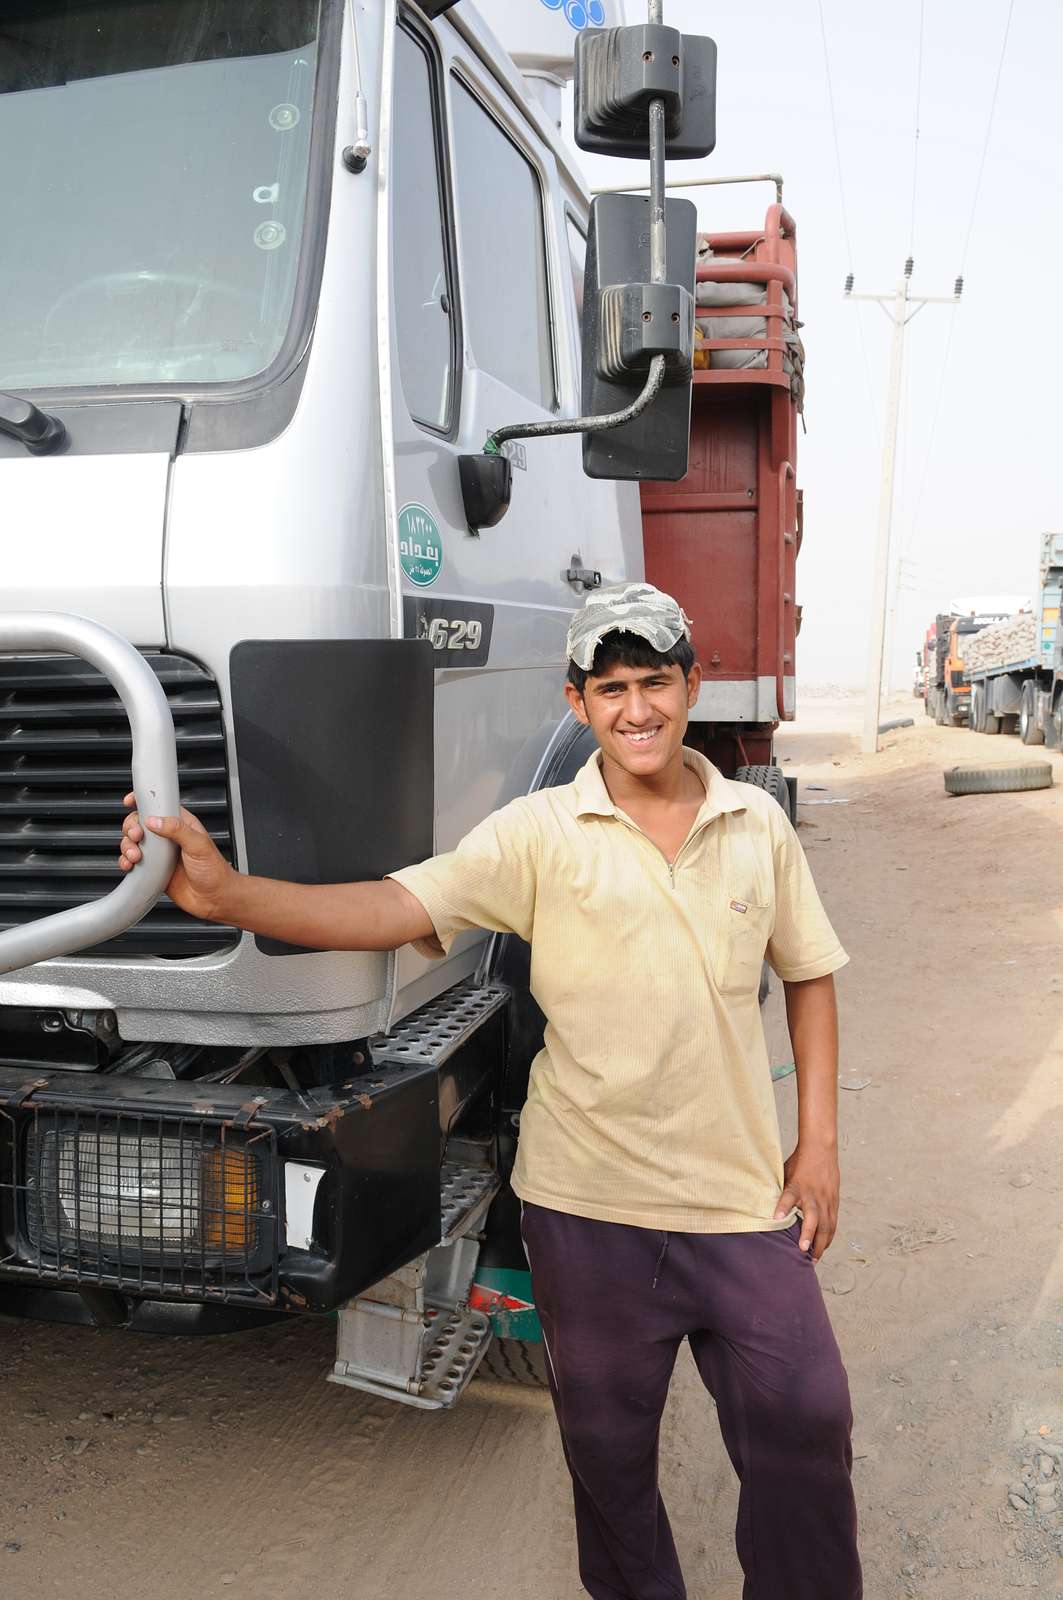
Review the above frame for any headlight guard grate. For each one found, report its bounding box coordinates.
[2,1106,278,1304]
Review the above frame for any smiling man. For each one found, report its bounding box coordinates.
[119,582,860,1600]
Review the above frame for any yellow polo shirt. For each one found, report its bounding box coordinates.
[389,748,848,1233]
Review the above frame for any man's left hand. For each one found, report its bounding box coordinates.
[773,1142,840,1260]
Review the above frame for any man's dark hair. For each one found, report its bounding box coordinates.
[567,630,696,694]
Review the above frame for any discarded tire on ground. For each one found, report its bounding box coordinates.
[943,761,1053,796]
[479,1338,549,1387]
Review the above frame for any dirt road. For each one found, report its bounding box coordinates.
[3,698,1063,1599]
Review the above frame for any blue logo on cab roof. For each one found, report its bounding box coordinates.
[540,0,607,30]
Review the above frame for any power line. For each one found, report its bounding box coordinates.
[816,0,858,272]
[904,0,1015,553]
[959,0,1016,270]
[907,0,925,258]
[816,0,879,437]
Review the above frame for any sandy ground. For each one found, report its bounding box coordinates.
[3,695,1063,1599]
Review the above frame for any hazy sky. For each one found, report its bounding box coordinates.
[563,0,1055,688]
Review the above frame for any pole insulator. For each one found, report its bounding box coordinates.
[953,275,964,298]
[904,256,914,278]
[844,273,854,294]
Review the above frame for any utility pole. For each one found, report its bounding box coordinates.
[846,261,962,754]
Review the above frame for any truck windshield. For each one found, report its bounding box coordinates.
[0,0,322,391]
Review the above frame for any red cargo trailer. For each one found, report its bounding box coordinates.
[641,203,802,807]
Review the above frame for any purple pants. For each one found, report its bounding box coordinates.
[520,1202,861,1600]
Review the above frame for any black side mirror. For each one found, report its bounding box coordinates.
[458,451,512,531]
[455,9,714,506]
[580,192,696,481]
[574,25,717,160]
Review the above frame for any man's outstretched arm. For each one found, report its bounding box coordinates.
[118,797,434,952]
[772,972,840,1260]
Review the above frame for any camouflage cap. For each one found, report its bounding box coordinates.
[565,582,693,671]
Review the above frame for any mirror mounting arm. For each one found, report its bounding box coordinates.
[485,356,666,455]
[459,359,666,532]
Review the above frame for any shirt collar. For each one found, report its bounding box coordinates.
[572,747,748,824]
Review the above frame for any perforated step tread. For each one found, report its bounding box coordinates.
[328,1302,492,1411]
[371,980,509,1070]
[418,1305,492,1407]
[440,1161,499,1245]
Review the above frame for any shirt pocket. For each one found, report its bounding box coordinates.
[716,897,772,994]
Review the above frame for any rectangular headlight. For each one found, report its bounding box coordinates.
[26,1127,259,1260]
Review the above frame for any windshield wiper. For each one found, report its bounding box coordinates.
[0,392,67,455]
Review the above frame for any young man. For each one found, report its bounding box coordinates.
[119,583,860,1600]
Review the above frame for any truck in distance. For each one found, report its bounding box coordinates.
[925,603,1014,727]
[965,533,1063,745]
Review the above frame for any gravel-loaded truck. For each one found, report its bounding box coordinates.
[965,534,1063,745]
[0,0,803,1408]
[926,605,1013,727]
[926,613,978,726]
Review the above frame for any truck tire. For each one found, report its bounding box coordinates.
[1020,682,1044,746]
[969,683,984,733]
[934,691,948,726]
[733,764,792,819]
[973,682,1000,735]
[479,1338,549,1387]
[943,761,1053,796]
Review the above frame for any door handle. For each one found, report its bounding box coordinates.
[564,557,602,592]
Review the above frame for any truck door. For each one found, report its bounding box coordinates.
[386,12,609,1008]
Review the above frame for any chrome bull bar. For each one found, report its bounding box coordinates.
[0,614,179,973]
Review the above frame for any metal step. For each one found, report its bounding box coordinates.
[409,1303,492,1408]
[329,1300,491,1412]
[371,979,509,1069]
[440,1160,499,1245]
[328,1236,492,1411]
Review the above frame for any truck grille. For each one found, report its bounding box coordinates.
[1,1107,278,1304]
[0,653,235,956]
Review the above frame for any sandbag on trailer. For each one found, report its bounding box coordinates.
[963,614,1037,674]
[693,234,805,395]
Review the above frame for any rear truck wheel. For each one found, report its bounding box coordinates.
[976,683,1001,734]
[733,764,791,815]
[969,683,984,733]
[1020,682,1044,746]
[943,760,1053,796]
[478,1338,549,1387]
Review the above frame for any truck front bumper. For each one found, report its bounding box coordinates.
[0,1053,443,1321]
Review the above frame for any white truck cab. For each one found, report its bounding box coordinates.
[0,0,640,1043]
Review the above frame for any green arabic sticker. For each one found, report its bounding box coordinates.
[398,502,443,588]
